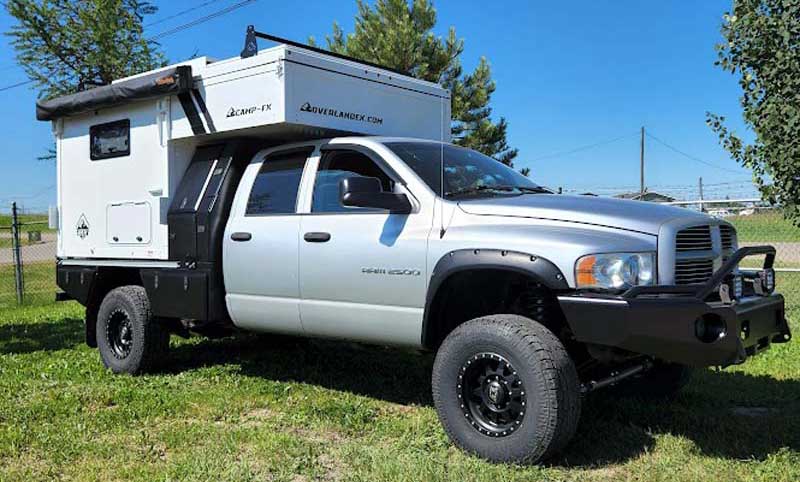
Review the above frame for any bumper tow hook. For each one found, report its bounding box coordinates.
[581,360,653,394]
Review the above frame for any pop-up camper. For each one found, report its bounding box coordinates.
[41,27,450,262]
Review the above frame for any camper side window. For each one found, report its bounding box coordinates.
[246,152,308,215]
[90,119,130,160]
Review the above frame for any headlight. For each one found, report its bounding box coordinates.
[575,252,656,290]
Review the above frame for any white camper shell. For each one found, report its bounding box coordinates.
[48,42,450,261]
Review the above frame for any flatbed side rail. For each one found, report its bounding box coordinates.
[622,245,776,300]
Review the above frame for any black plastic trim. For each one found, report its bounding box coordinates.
[421,249,569,348]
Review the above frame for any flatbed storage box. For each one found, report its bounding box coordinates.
[48,45,450,261]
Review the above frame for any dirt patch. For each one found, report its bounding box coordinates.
[289,426,344,445]
[379,402,418,416]
[317,452,347,481]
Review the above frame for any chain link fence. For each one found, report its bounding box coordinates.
[733,208,800,321]
[0,203,56,309]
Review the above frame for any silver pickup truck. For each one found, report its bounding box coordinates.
[56,136,790,464]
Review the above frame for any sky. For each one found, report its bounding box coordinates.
[0,0,757,212]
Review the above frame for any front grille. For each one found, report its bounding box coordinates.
[675,259,715,285]
[676,225,713,251]
[720,224,736,250]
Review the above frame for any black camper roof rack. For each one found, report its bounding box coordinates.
[240,25,411,77]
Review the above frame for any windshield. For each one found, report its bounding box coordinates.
[384,142,547,199]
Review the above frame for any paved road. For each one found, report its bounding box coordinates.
[740,241,800,266]
[0,233,57,265]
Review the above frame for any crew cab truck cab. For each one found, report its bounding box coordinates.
[42,29,790,465]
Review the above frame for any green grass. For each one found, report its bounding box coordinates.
[729,211,800,243]
[0,213,54,236]
[0,276,799,481]
[0,262,56,309]
[0,213,48,225]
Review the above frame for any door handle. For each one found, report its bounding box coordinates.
[230,232,252,242]
[304,232,331,243]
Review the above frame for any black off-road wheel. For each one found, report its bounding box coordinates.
[96,286,170,374]
[616,361,692,399]
[432,314,581,464]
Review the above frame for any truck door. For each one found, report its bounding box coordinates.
[223,146,315,335]
[298,145,431,346]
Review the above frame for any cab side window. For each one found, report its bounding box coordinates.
[246,150,309,215]
[312,150,394,213]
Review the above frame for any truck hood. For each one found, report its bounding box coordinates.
[457,194,709,235]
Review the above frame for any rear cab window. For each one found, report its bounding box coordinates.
[246,149,312,215]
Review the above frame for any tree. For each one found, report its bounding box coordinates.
[312,0,521,170]
[707,0,800,224]
[6,0,165,100]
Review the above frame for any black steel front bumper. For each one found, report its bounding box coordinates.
[558,246,792,367]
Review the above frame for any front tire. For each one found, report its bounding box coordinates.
[96,286,170,374]
[432,314,581,464]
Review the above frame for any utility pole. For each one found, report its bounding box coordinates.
[639,126,645,196]
[698,177,705,213]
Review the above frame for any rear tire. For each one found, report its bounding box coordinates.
[432,314,581,464]
[96,286,170,374]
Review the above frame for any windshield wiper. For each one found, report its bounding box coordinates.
[445,185,551,198]
[513,186,552,194]
[444,185,517,198]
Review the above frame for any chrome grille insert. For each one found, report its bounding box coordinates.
[676,225,713,251]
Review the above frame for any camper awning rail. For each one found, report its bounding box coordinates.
[36,65,193,121]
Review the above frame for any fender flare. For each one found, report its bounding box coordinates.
[421,249,570,348]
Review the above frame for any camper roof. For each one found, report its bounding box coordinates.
[36,27,446,123]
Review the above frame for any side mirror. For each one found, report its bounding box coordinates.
[340,176,412,214]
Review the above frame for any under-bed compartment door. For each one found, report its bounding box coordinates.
[141,269,208,320]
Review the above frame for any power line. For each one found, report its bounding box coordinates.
[0,0,259,93]
[0,0,226,73]
[149,0,259,41]
[530,132,638,162]
[646,131,747,174]
[144,0,225,28]
[0,79,33,92]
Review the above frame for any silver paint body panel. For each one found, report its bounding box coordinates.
[223,136,721,347]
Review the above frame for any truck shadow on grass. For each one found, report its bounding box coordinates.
[166,333,800,467]
[0,317,84,354]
